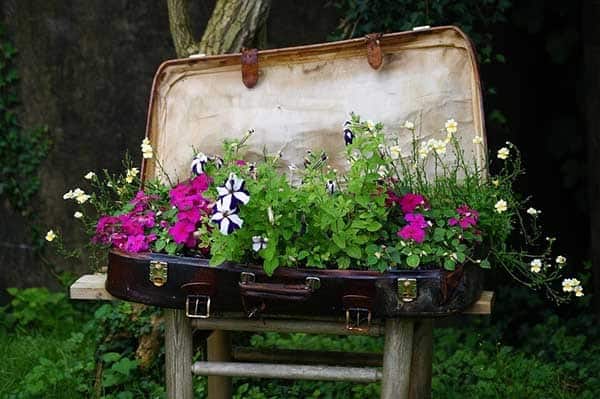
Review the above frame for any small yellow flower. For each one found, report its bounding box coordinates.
[472,136,483,145]
[403,121,415,130]
[494,199,507,213]
[141,138,153,159]
[74,211,83,219]
[84,171,96,180]
[125,168,140,183]
[389,145,402,160]
[45,230,57,242]
[492,179,500,187]
[497,147,510,160]
[445,118,458,134]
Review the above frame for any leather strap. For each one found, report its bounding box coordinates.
[239,281,313,302]
[365,33,383,70]
[241,48,259,88]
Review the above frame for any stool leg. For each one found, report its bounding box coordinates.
[165,309,194,399]
[207,330,233,399]
[381,319,414,399]
[409,319,433,399]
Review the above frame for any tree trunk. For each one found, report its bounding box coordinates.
[583,0,600,315]
[167,0,272,58]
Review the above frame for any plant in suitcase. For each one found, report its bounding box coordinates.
[49,115,583,304]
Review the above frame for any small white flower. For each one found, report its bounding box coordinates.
[377,165,387,177]
[497,147,510,160]
[73,211,83,219]
[556,256,567,265]
[84,171,96,180]
[492,179,500,187]
[562,278,582,293]
[530,259,542,273]
[374,252,382,259]
[472,136,483,145]
[73,188,85,197]
[288,163,298,171]
[45,230,56,242]
[494,199,507,213]
[107,181,113,188]
[63,190,75,200]
[418,143,430,159]
[141,138,153,159]
[574,286,584,297]
[252,236,268,252]
[527,207,540,216]
[403,121,415,130]
[389,145,402,160]
[75,194,91,204]
[445,119,458,134]
[243,128,255,139]
[366,120,375,131]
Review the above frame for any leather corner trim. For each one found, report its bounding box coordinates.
[365,33,383,70]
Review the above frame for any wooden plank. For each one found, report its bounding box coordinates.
[381,319,414,399]
[69,274,116,301]
[192,317,385,336]
[69,274,494,315]
[232,347,383,367]
[191,361,382,383]
[207,330,232,399]
[409,319,433,399]
[165,309,194,399]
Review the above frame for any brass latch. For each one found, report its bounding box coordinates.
[149,260,168,287]
[397,278,417,302]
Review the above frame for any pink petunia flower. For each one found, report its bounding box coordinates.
[397,224,426,243]
[399,193,428,213]
[169,220,197,247]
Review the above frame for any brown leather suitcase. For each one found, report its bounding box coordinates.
[106,26,487,323]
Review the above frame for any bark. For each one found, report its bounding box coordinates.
[583,0,600,315]
[167,0,272,58]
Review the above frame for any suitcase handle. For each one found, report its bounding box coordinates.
[238,281,316,302]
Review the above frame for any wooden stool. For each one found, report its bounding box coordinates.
[71,274,493,399]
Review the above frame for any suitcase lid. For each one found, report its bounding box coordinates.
[142,26,486,182]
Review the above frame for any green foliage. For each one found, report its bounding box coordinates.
[330,0,511,63]
[1,286,598,398]
[0,24,51,216]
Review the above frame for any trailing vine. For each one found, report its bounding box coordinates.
[0,24,50,217]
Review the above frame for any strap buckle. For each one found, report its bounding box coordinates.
[185,295,211,319]
[345,307,372,332]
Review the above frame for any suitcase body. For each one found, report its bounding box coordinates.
[106,26,487,320]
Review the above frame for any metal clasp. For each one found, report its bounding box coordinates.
[345,308,372,332]
[149,261,168,287]
[305,276,321,290]
[185,295,211,319]
[398,278,417,302]
[240,272,256,284]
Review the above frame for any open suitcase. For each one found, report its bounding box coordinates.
[106,26,487,326]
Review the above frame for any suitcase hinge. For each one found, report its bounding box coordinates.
[397,278,417,302]
[149,261,168,287]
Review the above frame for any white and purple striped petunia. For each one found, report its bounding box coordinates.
[343,120,354,146]
[191,152,208,175]
[216,173,250,206]
[210,198,243,235]
[252,236,268,252]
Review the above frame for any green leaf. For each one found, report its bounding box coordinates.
[209,255,226,266]
[264,256,279,275]
[154,239,166,252]
[332,233,346,249]
[480,259,491,269]
[433,228,446,242]
[101,352,121,363]
[366,221,382,232]
[444,259,456,270]
[337,256,351,269]
[346,246,362,259]
[406,254,420,268]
